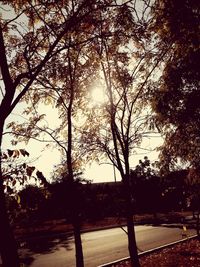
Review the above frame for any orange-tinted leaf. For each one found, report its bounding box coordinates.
[13,150,20,158]
[7,149,14,157]
[20,149,29,157]
[26,166,35,176]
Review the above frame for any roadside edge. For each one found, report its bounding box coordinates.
[98,234,197,267]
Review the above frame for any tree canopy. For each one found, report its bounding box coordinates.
[150,0,200,170]
[1,2,155,267]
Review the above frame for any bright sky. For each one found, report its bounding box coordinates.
[2,87,163,184]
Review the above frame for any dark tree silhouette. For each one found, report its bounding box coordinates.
[150,0,200,170]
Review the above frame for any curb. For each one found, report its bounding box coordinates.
[98,234,197,267]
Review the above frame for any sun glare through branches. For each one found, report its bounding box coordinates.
[90,84,106,106]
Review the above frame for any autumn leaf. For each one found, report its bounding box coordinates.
[13,150,20,158]
[3,175,10,180]
[36,171,48,185]
[26,166,35,176]
[22,163,26,168]
[19,149,30,157]
[7,149,14,157]
[17,195,20,204]
[12,180,16,187]
[2,153,8,159]
[6,186,13,194]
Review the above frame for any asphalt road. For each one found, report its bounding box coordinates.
[19,225,196,267]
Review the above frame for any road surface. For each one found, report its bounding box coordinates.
[18,225,195,267]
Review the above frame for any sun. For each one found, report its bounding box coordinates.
[91,86,106,105]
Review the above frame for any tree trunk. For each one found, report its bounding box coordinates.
[70,181,84,267]
[73,218,84,267]
[127,212,140,267]
[0,122,20,267]
[123,177,140,267]
[66,70,84,267]
[67,181,84,267]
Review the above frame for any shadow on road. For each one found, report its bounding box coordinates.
[18,233,73,266]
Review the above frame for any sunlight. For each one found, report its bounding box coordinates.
[90,85,106,105]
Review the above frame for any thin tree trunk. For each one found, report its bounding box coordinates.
[66,50,84,267]
[127,213,140,267]
[73,217,84,267]
[69,182,84,267]
[65,179,84,267]
[0,124,20,267]
[67,168,84,267]
[123,177,140,267]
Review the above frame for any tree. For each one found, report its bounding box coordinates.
[7,23,103,267]
[0,148,47,265]
[1,148,47,192]
[185,168,200,237]
[17,184,47,223]
[0,1,119,266]
[150,0,200,171]
[149,0,200,236]
[131,157,161,217]
[80,3,168,265]
[2,2,147,266]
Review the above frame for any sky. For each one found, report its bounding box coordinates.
[2,87,163,184]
